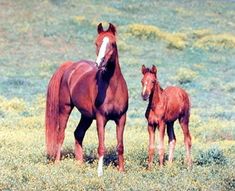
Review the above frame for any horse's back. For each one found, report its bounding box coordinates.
[62,60,96,87]
[165,86,189,101]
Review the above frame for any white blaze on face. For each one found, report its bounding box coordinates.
[96,37,109,67]
[142,81,148,95]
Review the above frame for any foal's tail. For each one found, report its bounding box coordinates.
[45,61,73,159]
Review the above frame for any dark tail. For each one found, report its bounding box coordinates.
[45,61,73,159]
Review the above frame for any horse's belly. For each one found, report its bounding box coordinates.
[76,106,95,118]
[72,83,97,118]
[164,114,178,123]
[164,102,186,122]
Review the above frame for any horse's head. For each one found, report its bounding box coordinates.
[95,23,117,70]
[141,65,157,101]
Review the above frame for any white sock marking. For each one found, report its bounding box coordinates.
[97,156,104,177]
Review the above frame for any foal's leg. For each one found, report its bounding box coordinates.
[56,104,73,161]
[158,121,166,167]
[115,114,126,172]
[179,117,192,166]
[167,122,176,164]
[96,113,107,177]
[74,115,93,164]
[147,124,156,170]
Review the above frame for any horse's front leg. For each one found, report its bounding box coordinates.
[147,124,156,170]
[158,121,166,167]
[96,113,107,177]
[115,114,126,172]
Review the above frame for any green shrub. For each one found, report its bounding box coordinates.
[174,68,198,84]
[195,147,227,166]
[223,82,235,92]
[224,176,235,190]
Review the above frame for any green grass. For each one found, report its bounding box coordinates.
[0,100,235,190]
[0,0,235,190]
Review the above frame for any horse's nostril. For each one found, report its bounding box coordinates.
[143,97,148,101]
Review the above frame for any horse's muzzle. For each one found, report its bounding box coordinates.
[96,59,107,71]
[142,93,149,101]
[97,65,106,71]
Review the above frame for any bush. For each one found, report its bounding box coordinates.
[223,82,235,92]
[174,68,197,84]
[0,96,26,113]
[195,147,227,166]
[127,24,187,50]
[194,33,235,49]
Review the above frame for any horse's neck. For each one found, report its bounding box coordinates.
[103,49,122,82]
[150,82,163,108]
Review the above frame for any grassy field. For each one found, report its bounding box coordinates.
[0,0,235,190]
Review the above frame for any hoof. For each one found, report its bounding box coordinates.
[97,169,103,177]
[76,160,83,165]
[54,159,60,164]
[147,165,153,171]
[118,166,125,173]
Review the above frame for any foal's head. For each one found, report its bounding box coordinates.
[141,65,157,101]
[95,23,117,70]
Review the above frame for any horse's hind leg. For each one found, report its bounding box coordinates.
[179,116,192,166]
[56,104,73,161]
[167,122,176,164]
[74,115,93,163]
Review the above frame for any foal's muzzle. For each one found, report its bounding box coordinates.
[141,93,149,101]
[142,84,150,100]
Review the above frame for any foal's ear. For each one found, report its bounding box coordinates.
[107,23,116,35]
[151,65,157,74]
[142,65,147,74]
[97,23,104,34]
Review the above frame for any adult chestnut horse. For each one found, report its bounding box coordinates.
[45,23,128,176]
[141,65,192,169]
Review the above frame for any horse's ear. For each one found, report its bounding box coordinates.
[97,23,104,34]
[107,23,116,35]
[151,65,157,75]
[142,65,147,74]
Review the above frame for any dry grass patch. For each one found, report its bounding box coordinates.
[194,33,235,49]
[127,24,188,50]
